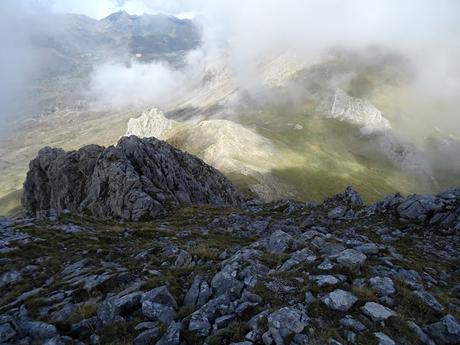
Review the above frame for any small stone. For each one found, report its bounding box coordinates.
[142,301,176,324]
[339,315,366,332]
[211,270,244,297]
[174,250,193,267]
[89,334,100,345]
[328,206,347,219]
[184,276,211,307]
[426,314,460,344]
[304,292,316,306]
[245,330,258,342]
[355,243,379,255]
[141,286,177,309]
[369,277,395,297]
[336,249,366,272]
[317,259,335,271]
[265,230,293,253]
[213,314,236,330]
[361,302,395,322]
[268,307,309,343]
[18,321,57,340]
[322,289,358,311]
[133,327,161,345]
[412,290,444,314]
[374,332,395,345]
[51,303,76,322]
[156,321,181,345]
[188,314,211,336]
[0,323,16,343]
[311,275,339,287]
[407,321,434,345]
[0,270,22,288]
[292,333,310,345]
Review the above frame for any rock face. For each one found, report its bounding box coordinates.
[316,88,391,134]
[22,136,243,220]
[125,108,177,140]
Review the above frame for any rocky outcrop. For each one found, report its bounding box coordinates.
[363,187,460,230]
[316,88,391,134]
[22,136,243,220]
[125,108,177,140]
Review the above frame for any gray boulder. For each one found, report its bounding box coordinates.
[0,270,22,288]
[322,289,358,311]
[188,313,211,336]
[265,230,293,253]
[278,248,316,271]
[211,270,244,297]
[397,195,444,221]
[43,336,74,345]
[325,186,363,208]
[340,315,366,332]
[188,294,232,336]
[354,243,379,255]
[328,206,347,219]
[22,136,243,221]
[412,290,444,314]
[426,314,460,344]
[407,321,436,345]
[133,327,161,345]
[51,303,76,322]
[361,302,395,322]
[174,250,193,267]
[267,307,309,345]
[97,291,142,325]
[142,301,176,324]
[0,323,16,343]
[336,249,366,272]
[17,321,57,340]
[374,332,396,345]
[369,277,395,297]
[310,275,339,287]
[141,286,177,309]
[156,321,181,345]
[183,276,211,307]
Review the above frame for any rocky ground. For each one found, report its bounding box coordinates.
[1,187,460,345]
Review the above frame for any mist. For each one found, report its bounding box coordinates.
[1,0,460,140]
[80,0,460,137]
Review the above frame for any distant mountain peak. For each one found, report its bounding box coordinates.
[102,10,134,22]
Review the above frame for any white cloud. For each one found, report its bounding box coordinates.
[88,50,206,109]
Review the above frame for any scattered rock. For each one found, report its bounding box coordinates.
[336,249,366,272]
[142,286,178,309]
[369,277,395,297]
[184,276,211,307]
[267,307,309,344]
[412,290,444,314]
[361,302,395,322]
[265,230,293,253]
[374,332,396,345]
[0,270,22,288]
[322,290,358,311]
[426,314,460,344]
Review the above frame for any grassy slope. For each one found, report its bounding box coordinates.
[237,103,421,203]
